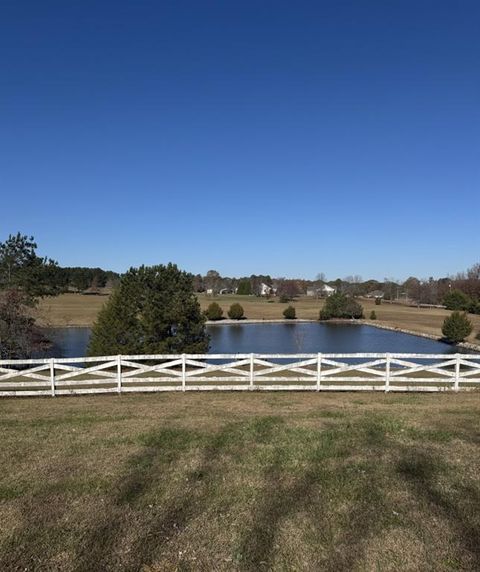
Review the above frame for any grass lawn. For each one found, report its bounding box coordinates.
[35,292,480,346]
[1,392,479,571]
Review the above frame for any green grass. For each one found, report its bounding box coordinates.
[0,392,479,571]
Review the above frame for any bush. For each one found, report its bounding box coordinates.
[441,311,473,343]
[283,305,296,319]
[227,303,244,320]
[375,297,382,305]
[319,293,364,320]
[443,289,472,311]
[469,299,480,315]
[279,295,289,303]
[370,310,377,320]
[205,302,223,321]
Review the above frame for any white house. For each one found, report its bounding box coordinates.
[260,282,275,296]
[322,284,336,296]
[306,284,336,297]
[365,290,384,299]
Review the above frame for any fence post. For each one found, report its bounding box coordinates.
[50,358,55,397]
[250,353,255,390]
[117,355,122,394]
[182,354,186,391]
[454,354,460,392]
[317,353,322,391]
[385,353,391,393]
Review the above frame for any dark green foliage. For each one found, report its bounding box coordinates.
[205,302,224,321]
[237,280,252,295]
[469,299,480,315]
[319,293,364,320]
[227,303,244,320]
[370,310,377,320]
[283,305,296,319]
[279,295,289,303]
[375,297,381,305]
[441,311,473,343]
[443,289,472,311]
[0,233,60,298]
[88,264,208,355]
[0,289,43,359]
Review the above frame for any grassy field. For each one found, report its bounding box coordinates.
[0,392,479,571]
[36,292,480,345]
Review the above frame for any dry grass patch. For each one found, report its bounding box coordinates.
[0,393,479,571]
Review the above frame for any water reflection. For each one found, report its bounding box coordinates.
[39,322,460,359]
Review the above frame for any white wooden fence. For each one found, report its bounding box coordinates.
[1,353,479,397]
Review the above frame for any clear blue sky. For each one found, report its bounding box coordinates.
[1,1,479,281]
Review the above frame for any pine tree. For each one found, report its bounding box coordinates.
[441,311,473,343]
[88,264,209,355]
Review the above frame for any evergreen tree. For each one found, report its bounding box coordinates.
[0,232,59,298]
[237,280,252,295]
[441,311,473,343]
[319,293,364,320]
[443,289,472,311]
[88,264,208,355]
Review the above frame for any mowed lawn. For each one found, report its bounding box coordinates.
[1,392,479,571]
[36,292,480,345]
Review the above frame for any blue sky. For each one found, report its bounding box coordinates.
[1,1,479,281]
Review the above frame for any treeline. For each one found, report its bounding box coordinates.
[0,233,119,296]
[49,267,120,293]
[193,266,480,315]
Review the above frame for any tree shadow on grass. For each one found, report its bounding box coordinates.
[397,449,480,568]
[73,416,283,572]
[237,425,393,572]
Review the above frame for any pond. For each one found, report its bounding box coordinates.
[41,322,458,358]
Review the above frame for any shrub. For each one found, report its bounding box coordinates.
[469,299,480,315]
[227,303,244,320]
[375,297,382,305]
[319,293,364,320]
[370,310,377,320]
[443,289,472,311]
[283,305,296,319]
[441,311,473,343]
[279,295,289,303]
[205,302,223,321]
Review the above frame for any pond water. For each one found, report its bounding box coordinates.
[41,322,457,358]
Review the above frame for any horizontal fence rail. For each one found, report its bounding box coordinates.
[0,353,479,397]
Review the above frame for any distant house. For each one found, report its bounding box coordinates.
[219,288,233,295]
[206,288,214,296]
[365,290,384,299]
[306,284,336,297]
[322,284,336,296]
[260,282,276,296]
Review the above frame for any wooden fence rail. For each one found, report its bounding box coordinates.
[0,353,479,397]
